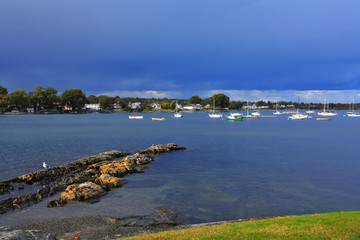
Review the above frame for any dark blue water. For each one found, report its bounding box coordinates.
[1,112,360,226]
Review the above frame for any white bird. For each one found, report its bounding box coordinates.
[43,162,50,169]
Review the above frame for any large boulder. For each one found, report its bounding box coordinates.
[60,182,106,202]
[95,174,127,190]
[123,153,154,165]
[99,161,129,177]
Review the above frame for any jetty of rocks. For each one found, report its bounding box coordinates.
[0,143,186,214]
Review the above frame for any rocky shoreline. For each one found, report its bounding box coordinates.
[1,208,242,240]
[0,143,185,215]
[1,208,180,239]
[0,144,186,239]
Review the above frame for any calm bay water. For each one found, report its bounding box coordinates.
[1,111,360,226]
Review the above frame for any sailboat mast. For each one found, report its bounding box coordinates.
[213,97,215,113]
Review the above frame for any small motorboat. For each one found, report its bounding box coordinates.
[226,115,243,121]
[129,116,143,119]
[288,113,310,120]
[174,113,183,118]
[152,117,165,121]
[317,118,331,121]
[251,111,261,116]
[347,112,360,117]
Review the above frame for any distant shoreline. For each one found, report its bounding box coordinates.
[0,109,351,115]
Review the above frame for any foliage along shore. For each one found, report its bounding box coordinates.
[0,84,356,114]
[122,211,360,240]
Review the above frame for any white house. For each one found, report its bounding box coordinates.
[129,102,141,109]
[175,103,183,110]
[183,104,203,111]
[85,104,100,110]
[150,103,161,109]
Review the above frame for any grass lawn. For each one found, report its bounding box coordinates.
[122,211,360,240]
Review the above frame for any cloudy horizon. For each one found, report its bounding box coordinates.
[1,0,360,103]
[94,89,360,104]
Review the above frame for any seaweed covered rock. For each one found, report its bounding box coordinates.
[0,182,13,195]
[16,150,130,185]
[95,174,127,190]
[1,144,186,213]
[141,143,186,154]
[99,161,129,177]
[60,182,106,202]
[123,153,154,165]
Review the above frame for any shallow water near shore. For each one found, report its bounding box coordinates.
[1,111,360,226]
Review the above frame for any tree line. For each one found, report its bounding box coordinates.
[0,85,233,112]
[0,84,356,113]
[0,85,88,112]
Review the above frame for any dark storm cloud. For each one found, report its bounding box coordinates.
[1,0,360,96]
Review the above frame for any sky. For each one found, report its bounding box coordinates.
[1,0,360,103]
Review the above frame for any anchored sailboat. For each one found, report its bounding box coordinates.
[174,100,183,118]
[317,97,337,116]
[208,97,222,118]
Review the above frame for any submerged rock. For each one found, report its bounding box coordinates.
[0,182,13,195]
[141,143,186,154]
[123,153,154,165]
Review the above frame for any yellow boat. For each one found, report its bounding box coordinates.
[152,117,165,121]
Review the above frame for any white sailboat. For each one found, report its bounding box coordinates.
[251,111,261,116]
[288,113,309,120]
[347,100,360,117]
[273,102,282,115]
[208,97,222,118]
[305,104,315,114]
[317,97,337,116]
[174,100,183,118]
[243,101,257,118]
[288,96,311,120]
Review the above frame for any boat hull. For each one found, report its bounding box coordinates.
[129,116,143,119]
[347,113,360,117]
[317,112,337,116]
[152,118,165,121]
[288,114,309,120]
[226,116,243,121]
[208,113,223,118]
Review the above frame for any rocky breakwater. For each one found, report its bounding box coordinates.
[0,143,186,214]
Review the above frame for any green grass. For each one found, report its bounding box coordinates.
[121,211,360,240]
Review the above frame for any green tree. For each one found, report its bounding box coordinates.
[201,98,211,107]
[60,89,87,111]
[229,101,244,110]
[10,89,29,110]
[87,95,99,104]
[43,87,59,109]
[0,85,10,112]
[0,85,8,95]
[98,95,111,109]
[30,86,45,111]
[0,94,11,112]
[256,100,266,107]
[161,102,172,109]
[188,95,202,104]
[210,93,230,109]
